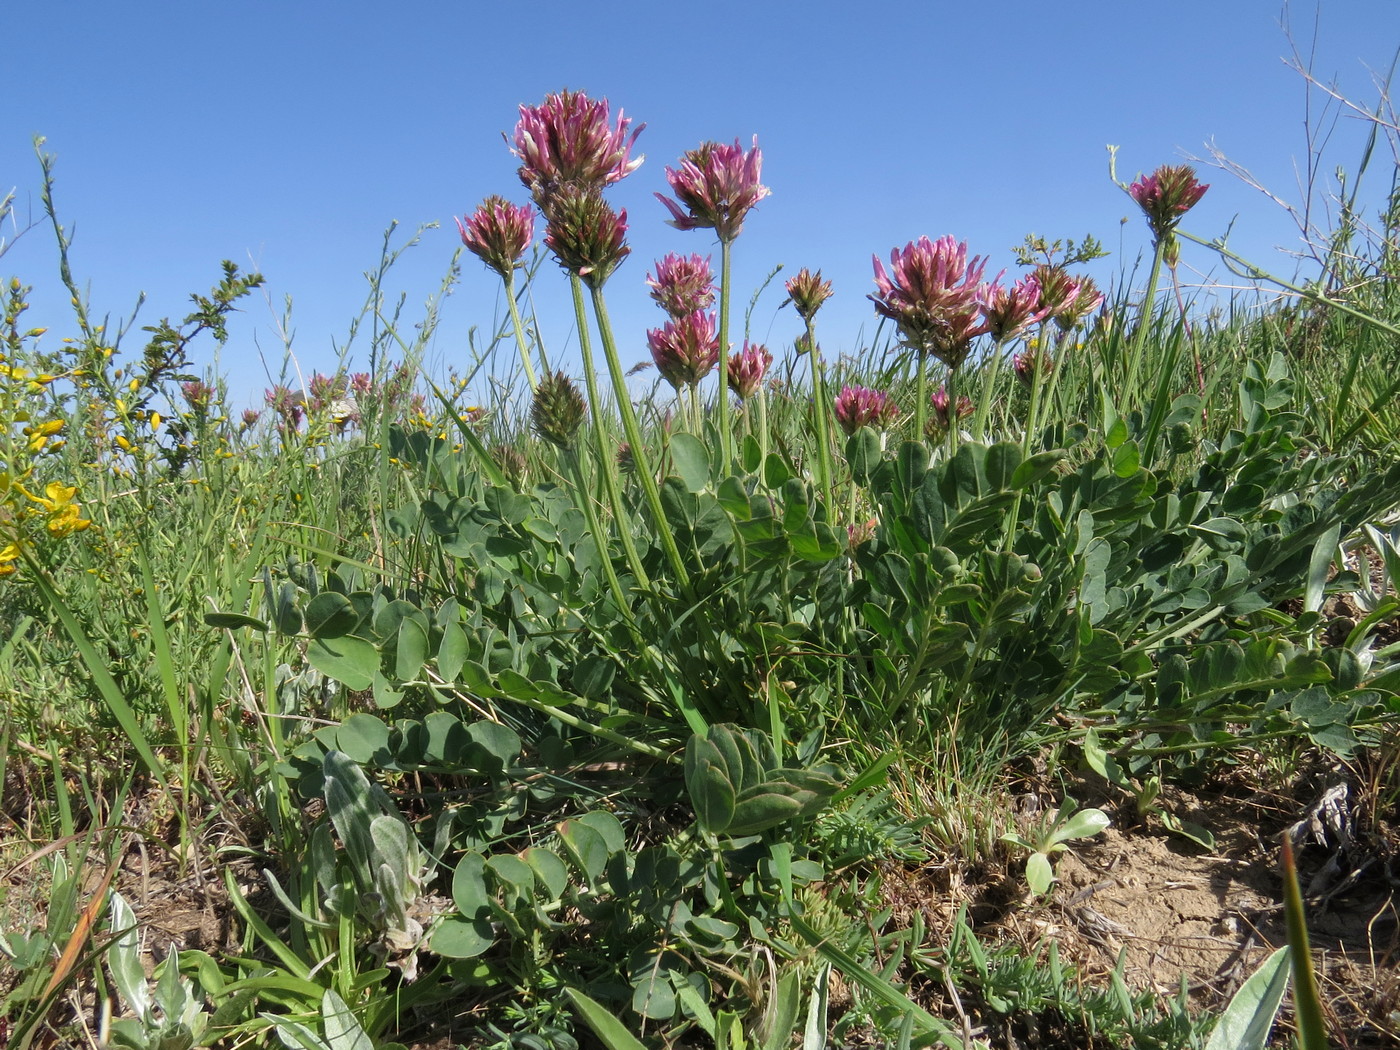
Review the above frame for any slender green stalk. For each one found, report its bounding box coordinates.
[971,341,1007,444]
[588,282,690,587]
[564,446,642,645]
[567,276,650,591]
[1123,237,1166,407]
[804,320,835,508]
[715,238,735,470]
[913,351,929,448]
[502,269,540,392]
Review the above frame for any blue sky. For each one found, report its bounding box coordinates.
[4,2,1397,408]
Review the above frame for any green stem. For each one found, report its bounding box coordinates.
[715,238,734,470]
[568,276,650,591]
[1123,237,1166,408]
[913,352,929,448]
[805,320,835,508]
[564,447,640,643]
[971,340,1007,444]
[502,269,540,392]
[588,283,691,588]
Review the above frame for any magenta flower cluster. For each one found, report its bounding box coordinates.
[512,89,644,200]
[870,235,991,368]
[646,253,715,318]
[834,385,901,436]
[457,196,536,278]
[727,342,772,400]
[657,137,770,243]
[647,311,720,391]
[510,91,642,288]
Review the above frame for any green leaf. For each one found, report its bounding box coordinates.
[670,433,712,493]
[558,819,609,883]
[1204,947,1289,1050]
[437,621,469,682]
[685,734,738,835]
[307,636,379,691]
[522,847,569,900]
[304,592,358,639]
[1049,808,1111,846]
[430,916,494,959]
[846,428,884,485]
[1025,852,1055,896]
[564,988,649,1050]
[202,611,269,632]
[395,615,429,681]
[451,852,490,920]
[334,714,390,764]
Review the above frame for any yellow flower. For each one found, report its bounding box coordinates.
[0,542,20,577]
[46,502,91,538]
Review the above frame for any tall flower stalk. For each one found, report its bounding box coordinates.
[1118,160,1208,406]
[457,196,540,391]
[870,235,988,446]
[784,268,835,506]
[658,137,770,470]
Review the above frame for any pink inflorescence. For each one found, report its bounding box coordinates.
[647,310,720,390]
[833,384,901,436]
[727,342,773,400]
[979,274,1048,343]
[656,137,770,243]
[457,196,536,278]
[870,235,990,367]
[1128,164,1208,242]
[512,90,644,203]
[646,253,715,319]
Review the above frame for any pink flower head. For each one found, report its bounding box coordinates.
[349,372,373,397]
[646,253,715,318]
[1012,345,1052,387]
[870,235,990,367]
[928,385,973,435]
[512,90,644,204]
[542,185,630,289]
[656,136,770,243]
[727,341,773,400]
[265,385,304,429]
[1128,164,1208,242]
[979,274,1049,343]
[457,196,536,278]
[784,268,834,323]
[239,408,261,431]
[1030,265,1081,321]
[833,384,900,436]
[180,380,216,413]
[1053,274,1104,331]
[646,310,720,390]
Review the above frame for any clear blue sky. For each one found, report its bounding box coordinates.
[4,2,1397,408]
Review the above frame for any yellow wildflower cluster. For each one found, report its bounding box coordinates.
[2,282,94,578]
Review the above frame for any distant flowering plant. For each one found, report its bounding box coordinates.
[727,342,772,400]
[783,268,834,323]
[541,185,631,288]
[870,235,990,367]
[512,90,644,205]
[647,310,720,390]
[833,384,900,436]
[1012,344,1052,387]
[1053,274,1104,331]
[928,385,973,435]
[1128,164,1208,243]
[979,274,1048,343]
[457,196,536,278]
[657,137,770,243]
[646,253,715,319]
